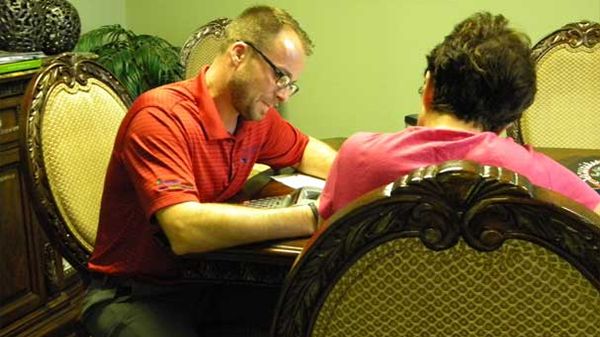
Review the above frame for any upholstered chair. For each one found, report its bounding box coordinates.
[272,160,600,337]
[180,18,231,79]
[508,21,600,149]
[21,53,131,278]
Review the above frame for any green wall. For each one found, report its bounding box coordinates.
[75,0,600,138]
[70,0,126,33]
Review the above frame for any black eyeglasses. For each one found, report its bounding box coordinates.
[241,40,299,96]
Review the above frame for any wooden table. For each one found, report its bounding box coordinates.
[178,168,305,286]
[180,146,598,286]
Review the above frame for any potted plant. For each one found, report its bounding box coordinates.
[74,24,183,98]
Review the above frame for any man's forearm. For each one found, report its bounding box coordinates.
[155,201,316,255]
[295,137,337,179]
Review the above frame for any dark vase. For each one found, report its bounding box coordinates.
[0,0,45,52]
[41,0,81,55]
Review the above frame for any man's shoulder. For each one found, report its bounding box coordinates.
[132,80,196,112]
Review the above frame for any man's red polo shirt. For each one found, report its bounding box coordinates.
[88,66,309,281]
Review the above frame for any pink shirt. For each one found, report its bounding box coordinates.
[320,127,600,220]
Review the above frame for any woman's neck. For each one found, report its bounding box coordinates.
[419,110,483,133]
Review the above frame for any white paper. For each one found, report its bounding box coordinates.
[271,173,325,190]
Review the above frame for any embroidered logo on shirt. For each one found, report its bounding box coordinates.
[156,179,195,191]
[240,146,258,164]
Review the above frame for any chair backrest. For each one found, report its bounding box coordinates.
[271,160,600,337]
[180,18,231,79]
[508,21,600,149]
[20,53,131,275]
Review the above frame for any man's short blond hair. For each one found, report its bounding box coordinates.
[225,5,314,56]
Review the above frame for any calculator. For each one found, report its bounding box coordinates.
[245,186,321,209]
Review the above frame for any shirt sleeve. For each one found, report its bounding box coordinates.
[319,134,365,221]
[119,106,199,219]
[256,108,309,168]
[318,154,341,221]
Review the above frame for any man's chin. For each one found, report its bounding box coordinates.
[252,104,271,121]
[253,112,268,121]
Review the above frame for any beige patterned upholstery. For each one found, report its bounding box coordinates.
[509,21,600,149]
[314,239,600,337]
[21,53,131,274]
[272,160,600,337]
[180,18,231,79]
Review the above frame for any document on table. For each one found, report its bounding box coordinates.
[271,173,325,190]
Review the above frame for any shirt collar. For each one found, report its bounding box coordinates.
[190,65,233,140]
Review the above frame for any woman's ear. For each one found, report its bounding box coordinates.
[421,71,434,110]
[417,71,434,126]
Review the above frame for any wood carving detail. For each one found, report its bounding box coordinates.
[179,259,290,287]
[180,18,231,67]
[532,21,600,60]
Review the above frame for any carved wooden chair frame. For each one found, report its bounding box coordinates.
[507,20,600,144]
[271,160,600,337]
[180,17,231,79]
[20,53,132,277]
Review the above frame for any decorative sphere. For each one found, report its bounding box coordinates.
[41,0,81,55]
[0,0,45,52]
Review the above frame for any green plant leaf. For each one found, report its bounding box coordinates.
[75,25,133,52]
[74,25,182,98]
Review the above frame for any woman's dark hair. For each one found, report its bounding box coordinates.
[426,12,536,132]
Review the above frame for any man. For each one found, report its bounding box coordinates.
[319,12,600,221]
[83,6,336,337]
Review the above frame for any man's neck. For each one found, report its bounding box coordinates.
[205,63,239,134]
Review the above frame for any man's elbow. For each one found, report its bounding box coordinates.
[170,241,194,256]
[155,202,204,255]
[159,219,194,256]
[160,219,223,255]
